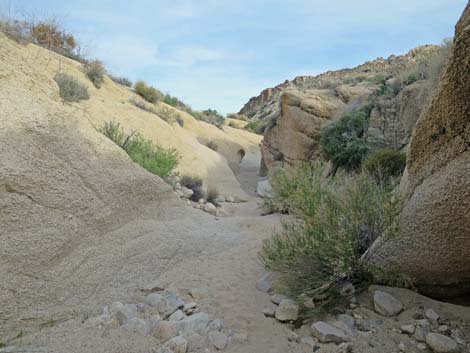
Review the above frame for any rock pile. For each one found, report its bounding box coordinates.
[85,290,230,353]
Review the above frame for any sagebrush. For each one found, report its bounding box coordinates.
[84,60,105,88]
[134,80,164,103]
[54,73,89,102]
[261,163,406,314]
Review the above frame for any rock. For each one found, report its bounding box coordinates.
[164,336,188,353]
[438,325,449,334]
[369,5,470,298]
[215,208,229,217]
[300,336,316,348]
[256,178,273,197]
[152,321,178,341]
[110,302,137,325]
[271,293,289,305]
[183,302,197,313]
[122,317,149,335]
[174,312,210,336]
[287,330,299,342]
[186,334,207,352]
[274,299,299,322]
[189,288,210,300]
[203,202,217,215]
[339,282,355,297]
[198,198,205,204]
[426,333,460,353]
[255,272,276,294]
[415,327,431,342]
[181,187,194,199]
[226,196,235,203]
[215,195,226,203]
[401,324,415,335]
[208,319,224,332]
[174,182,182,190]
[426,308,440,323]
[311,321,351,344]
[416,319,431,327]
[417,342,428,350]
[169,310,185,322]
[398,342,406,351]
[262,305,276,318]
[373,290,403,316]
[208,331,229,350]
[157,292,185,318]
[146,293,164,307]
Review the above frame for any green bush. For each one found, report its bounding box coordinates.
[320,107,371,173]
[163,94,182,107]
[227,113,248,121]
[156,106,179,123]
[245,119,265,134]
[84,60,106,88]
[180,175,204,201]
[98,121,179,180]
[134,81,164,103]
[54,73,89,102]
[260,163,405,314]
[109,74,132,87]
[364,148,406,183]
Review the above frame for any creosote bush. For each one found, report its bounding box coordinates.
[98,120,179,180]
[260,163,406,315]
[180,175,204,202]
[134,80,164,103]
[364,148,406,184]
[84,60,105,88]
[54,73,89,102]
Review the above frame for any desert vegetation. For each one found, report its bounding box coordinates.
[180,175,205,201]
[205,140,218,151]
[261,163,406,314]
[98,120,179,180]
[364,148,407,184]
[54,73,90,102]
[83,60,106,88]
[134,80,164,103]
[109,75,132,87]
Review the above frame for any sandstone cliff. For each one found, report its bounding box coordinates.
[372,4,470,298]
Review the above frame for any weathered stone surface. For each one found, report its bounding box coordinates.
[158,292,185,318]
[174,312,210,336]
[164,336,188,353]
[152,321,178,341]
[373,290,403,316]
[426,333,461,353]
[311,321,351,344]
[208,331,229,350]
[371,5,470,298]
[274,299,299,322]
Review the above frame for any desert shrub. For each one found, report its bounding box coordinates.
[397,39,452,86]
[175,116,185,127]
[320,107,371,173]
[54,73,89,102]
[228,121,237,128]
[364,148,406,183]
[0,19,31,43]
[109,75,132,87]
[206,186,219,204]
[134,81,164,103]
[227,113,248,121]
[260,163,405,314]
[245,120,262,134]
[205,140,218,151]
[180,175,204,201]
[201,109,225,129]
[156,106,179,123]
[367,74,386,85]
[84,60,105,88]
[98,121,179,179]
[163,94,183,107]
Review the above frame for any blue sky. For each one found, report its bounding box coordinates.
[2,0,466,114]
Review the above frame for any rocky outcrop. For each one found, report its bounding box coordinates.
[371,4,470,297]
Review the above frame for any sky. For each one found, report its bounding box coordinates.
[1,0,466,114]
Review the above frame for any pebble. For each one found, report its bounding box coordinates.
[401,324,416,335]
[426,308,440,323]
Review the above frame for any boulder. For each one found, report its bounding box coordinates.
[181,187,194,199]
[274,299,299,322]
[256,178,273,198]
[203,202,217,215]
[370,4,470,297]
[373,290,403,316]
[426,333,460,353]
[311,321,351,344]
[173,312,210,336]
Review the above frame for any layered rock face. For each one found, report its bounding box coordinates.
[253,48,435,175]
[372,4,470,297]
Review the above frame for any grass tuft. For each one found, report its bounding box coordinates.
[54,73,89,102]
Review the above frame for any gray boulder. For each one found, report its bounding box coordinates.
[426,333,460,353]
[274,299,299,322]
[373,290,403,316]
[311,321,351,344]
